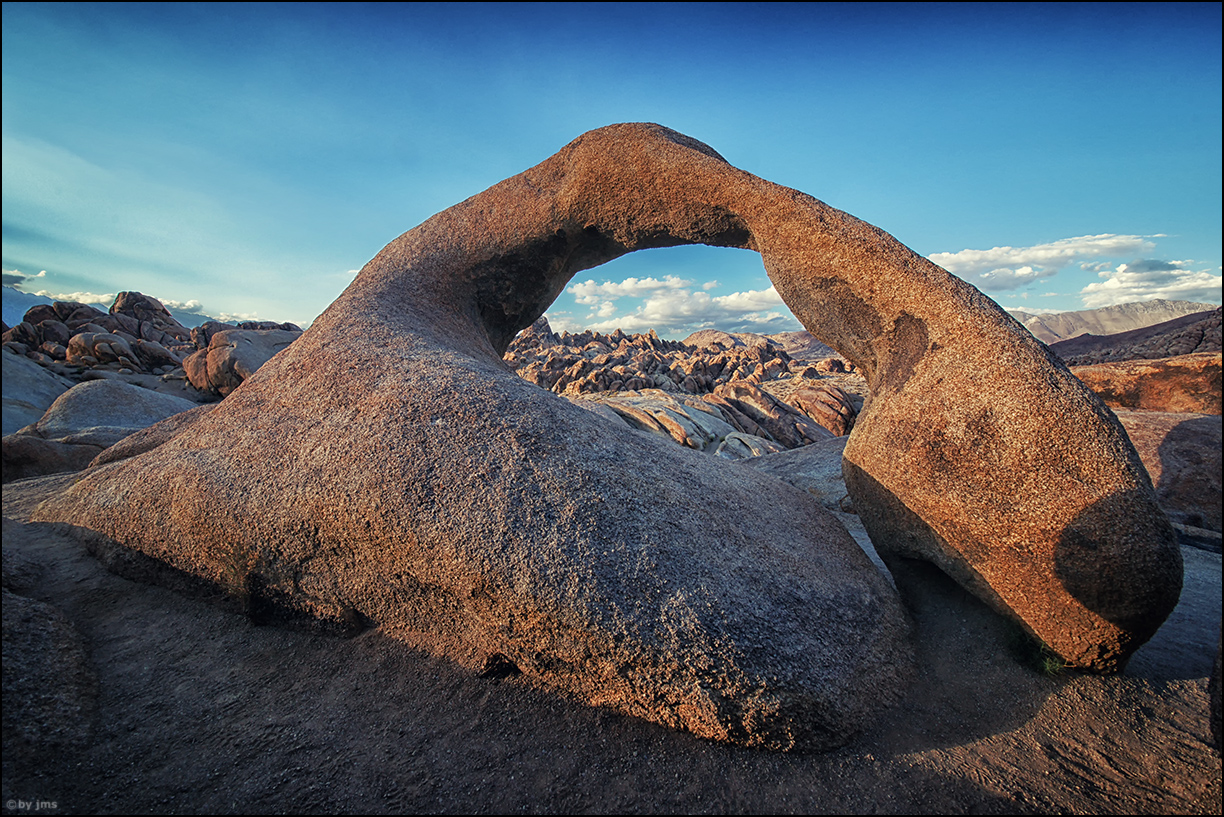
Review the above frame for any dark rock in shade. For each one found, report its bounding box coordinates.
[2,350,73,436]
[2,434,103,483]
[33,124,1178,748]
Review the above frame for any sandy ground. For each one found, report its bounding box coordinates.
[2,473,1221,815]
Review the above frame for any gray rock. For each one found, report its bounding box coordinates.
[23,379,198,448]
[737,436,851,510]
[2,350,74,436]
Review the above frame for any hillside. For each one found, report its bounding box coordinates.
[1008,299,1217,344]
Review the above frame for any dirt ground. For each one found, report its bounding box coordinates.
[2,473,1220,815]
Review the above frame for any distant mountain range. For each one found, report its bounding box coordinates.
[1006,300,1217,344]
[682,300,1221,359]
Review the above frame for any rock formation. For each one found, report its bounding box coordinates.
[1071,352,1221,415]
[33,124,1178,749]
[3,380,197,483]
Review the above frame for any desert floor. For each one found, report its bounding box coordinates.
[3,473,1220,815]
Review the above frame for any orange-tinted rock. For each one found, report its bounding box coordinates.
[33,124,1174,751]
[1112,409,1221,533]
[1072,352,1222,415]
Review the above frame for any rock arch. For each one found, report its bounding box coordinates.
[34,124,1179,749]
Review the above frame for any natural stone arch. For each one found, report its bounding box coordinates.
[35,124,1179,750]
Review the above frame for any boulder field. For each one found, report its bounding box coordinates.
[31,124,1181,747]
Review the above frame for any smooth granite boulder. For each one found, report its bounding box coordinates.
[34,124,1176,749]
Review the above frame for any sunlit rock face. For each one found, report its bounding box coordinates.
[35,124,1178,752]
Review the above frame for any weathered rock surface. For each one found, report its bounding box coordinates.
[183,328,303,396]
[1051,307,1221,366]
[2,349,73,436]
[1,519,97,760]
[1112,409,1222,534]
[33,124,1174,750]
[1071,352,1222,415]
[736,436,852,512]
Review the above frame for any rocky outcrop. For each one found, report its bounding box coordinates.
[2,293,303,400]
[681,329,838,360]
[182,328,302,396]
[509,319,857,445]
[1071,352,1222,415]
[33,124,1175,750]
[3,294,196,375]
[1052,307,1221,366]
[506,320,806,396]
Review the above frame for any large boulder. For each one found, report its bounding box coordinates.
[2,350,73,436]
[33,124,1175,748]
[4,379,199,482]
[1071,352,1222,415]
[183,328,301,396]
[19,379,198,449]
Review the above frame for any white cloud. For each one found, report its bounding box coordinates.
[568,275,692,306]
[929,234,1156,291]
[160,298,204,312]
[565,282,798,337]
[215,311,264,323]
[31,289,115,307]
[1080,260,1223,308]
[2,267,47,287]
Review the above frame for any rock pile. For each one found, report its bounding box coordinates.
[506,317,851,395]
[1,292,302,397]
[507,317,858,453]
[31,123,1179,749]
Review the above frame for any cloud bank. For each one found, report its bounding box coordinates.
[929,234,1157,291]
[551,275,799,338]
[1080,260,1222,308]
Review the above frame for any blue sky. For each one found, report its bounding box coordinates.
[3,2,1220,337]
